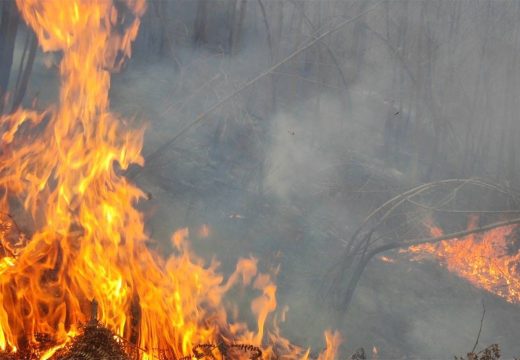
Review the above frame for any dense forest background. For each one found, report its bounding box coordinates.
[2,0,520,358]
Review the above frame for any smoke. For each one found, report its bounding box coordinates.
[15,0,520,357]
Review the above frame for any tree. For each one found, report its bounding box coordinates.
[0,0,20,113]
[11,31,37,111]
[229,0,247,55]
[193,0,209,45]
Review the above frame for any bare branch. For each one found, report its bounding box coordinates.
[471,301,486,354]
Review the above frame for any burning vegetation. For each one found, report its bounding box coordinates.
[0,0,339,358]
[404,217,520,304]
[1,0,520,358]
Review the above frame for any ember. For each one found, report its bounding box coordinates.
[0,0,338,359]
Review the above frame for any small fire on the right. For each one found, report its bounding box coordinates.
[403,216,520,304]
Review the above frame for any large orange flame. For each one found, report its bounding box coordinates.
[404,217,520,304]
[0,1,338,358]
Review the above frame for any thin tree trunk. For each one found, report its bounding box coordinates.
[11,31,37,111]
[0,0,20,112]
[505,2,520,183]
[193,0,209,44]
[229,0,247,55]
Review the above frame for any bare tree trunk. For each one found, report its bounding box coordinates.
[256,0,276,116]
[424,28,440,181]
[153,0,170,57]
[409,3,428,182]
[229,0,247,55]
[11,31,37,111]
[272,1,284,59]
[0,0,20,112]
[193,0,209,44]
[505,2,520,183]
[350,1,368,75]
[463,0,492,177]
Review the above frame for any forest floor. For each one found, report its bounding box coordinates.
[20,49,520,359]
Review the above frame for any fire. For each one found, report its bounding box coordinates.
[197,224,211,239]
[377,255,395,264]
[371,345,378,359]
[404,217,520,303]
[317,331,341,360]
[0,1,338,359]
